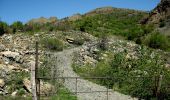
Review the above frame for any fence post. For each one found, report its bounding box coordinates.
[76,77,78,96]
[35,41,40,100]
[107,78,109,100]
[156,75,163,99]
[31,42,39,100]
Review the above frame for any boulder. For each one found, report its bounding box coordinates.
[11,90,18,97]
[66,37,74,43]
[23,78,31,92]
[40,81,54,95]
[0,44,5,52]
[0,64,22,73]
[1,51,22,63]
[0,79,5,87]
[23,78,54,95]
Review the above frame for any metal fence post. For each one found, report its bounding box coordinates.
[107,78,109,100]
[76,77,78,96]
[35,41,40,100]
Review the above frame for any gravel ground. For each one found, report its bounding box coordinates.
[49,48,137,100]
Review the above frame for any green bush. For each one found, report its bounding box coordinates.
[41,37,64,51]
[98,33,110,50]
[143,32,170,50]
[159,19,165,28]
[73,38,85,45]
[0,21,9,35]
[6,72,29,94]
[11,21,23,33]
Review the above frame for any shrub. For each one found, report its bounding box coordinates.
[0,21,9,35]
[6,72,29,93]
[127,27,144,40]
[41,38,64,51]
[11,21,23,33]
[159,21,165,28]
[98,33,110,50]
[159,19,165,28]
[144,32,169,50]
[73,38,85,45]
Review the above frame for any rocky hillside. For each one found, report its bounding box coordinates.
[0,31,94,98]
[141,0,170,35]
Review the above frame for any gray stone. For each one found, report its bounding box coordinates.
[0,44,5,52]
[0,79,5,88]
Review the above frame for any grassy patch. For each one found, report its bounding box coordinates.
[50,87,77,100]
[40,37,64,51]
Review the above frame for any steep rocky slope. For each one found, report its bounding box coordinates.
[142,0,170,35]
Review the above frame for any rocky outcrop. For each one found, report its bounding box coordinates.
[141,0,170,24]
[27,17,58,25]
[141,0,170,35]
[68,14,82,21]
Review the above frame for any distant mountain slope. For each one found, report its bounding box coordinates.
[85,7,145,17]
[27,17,58,25]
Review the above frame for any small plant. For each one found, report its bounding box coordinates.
[17,88,26,96]
[6,71,29,94]
[41,37,64,51]
[73,38,85,45]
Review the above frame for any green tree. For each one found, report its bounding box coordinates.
[0,21,9,35]
[11,21,23,33]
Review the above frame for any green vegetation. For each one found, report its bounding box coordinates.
[11,21,24,33]
[0,21,10,35]
[143,32,170,50]
[73,11,146,37]
[0,87,77,100]
[1,7,170,51]
[6,71,29,94]
[73,46,170,99]
[50,87,77,100]
[71,9,170,51]
[40,37,64,51]
[0,96,32,100]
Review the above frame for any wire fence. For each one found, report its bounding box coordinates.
[33,42,170,100]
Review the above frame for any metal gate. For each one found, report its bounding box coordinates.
[32,42,170,100]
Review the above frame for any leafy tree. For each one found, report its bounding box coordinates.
[11,21,23,33]
[0,21,9,35]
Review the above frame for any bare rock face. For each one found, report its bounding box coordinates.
[142,0,170,24]
[68,14,82,21]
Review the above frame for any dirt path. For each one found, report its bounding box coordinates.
[50,48,137,100]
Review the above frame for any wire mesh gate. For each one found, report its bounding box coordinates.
[32,42,170,100]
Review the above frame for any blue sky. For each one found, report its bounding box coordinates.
[0,0,160,24]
